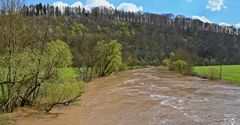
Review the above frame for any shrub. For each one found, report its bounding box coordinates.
[207,67,219,80]
[169,60,189,74]
[174,60,187,74]
[119,63,128,71]
[162,59,171,67]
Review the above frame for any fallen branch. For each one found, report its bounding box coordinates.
[44,94,82,113]
[0,81,14,86]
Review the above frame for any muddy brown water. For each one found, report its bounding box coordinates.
[12,67,240,125]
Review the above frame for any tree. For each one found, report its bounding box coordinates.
[169,52,175,62]
[0,0,80,112]
[0,38,74,112]
[97,40,123,76]
[0,0,25,14]
[55,6,60,16]
[43,5,47,15]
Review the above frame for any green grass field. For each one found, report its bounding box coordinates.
[193,65,240,84]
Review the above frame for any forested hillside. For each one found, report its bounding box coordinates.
[9,3,240,66]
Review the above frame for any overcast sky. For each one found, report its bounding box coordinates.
[26,0,240,27]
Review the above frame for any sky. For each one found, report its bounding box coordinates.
[26,0,240,27]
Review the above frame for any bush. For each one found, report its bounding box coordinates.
[119,63,128,71]
[169,60,189,74]
[162,59,170,67]
[208,67,219,80]
[173,60,187,74]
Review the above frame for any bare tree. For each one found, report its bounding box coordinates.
[0,0,25,14]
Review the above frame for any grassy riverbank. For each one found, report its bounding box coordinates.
[193,65,240,85]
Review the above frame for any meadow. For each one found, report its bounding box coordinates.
[193,65,240,85]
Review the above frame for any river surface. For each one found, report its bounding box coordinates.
[13,67,240,125]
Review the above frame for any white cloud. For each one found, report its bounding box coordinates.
[206,0,225,11]
[71,1,84,8]
[53,1,69,12]
[53,1,69,8]
[219,22,230,27]
[236,23,240,29]
[52,0,143,12]
[117,3,143,12]
[85,0,115,10]
[192,15,212,23]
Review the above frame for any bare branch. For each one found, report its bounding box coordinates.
[45,94,82,113]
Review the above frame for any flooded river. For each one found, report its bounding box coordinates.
[14,67,240,125]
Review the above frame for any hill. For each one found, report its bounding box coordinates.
[1,3,240,66]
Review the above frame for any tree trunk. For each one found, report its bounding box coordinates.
[0,85,5,99]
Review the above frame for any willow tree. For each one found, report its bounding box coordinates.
[0,39,74,112]
[97,40,123,76]
[0,0,81,112]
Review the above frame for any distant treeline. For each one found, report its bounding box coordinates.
[2,3,239,35]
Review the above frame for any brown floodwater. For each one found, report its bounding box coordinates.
[12,67,240,125]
